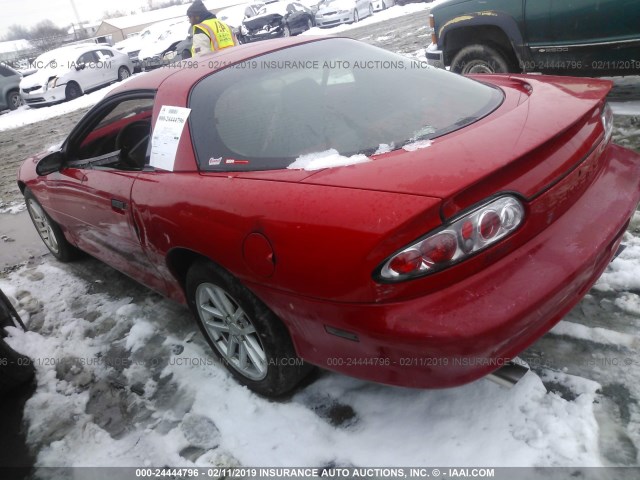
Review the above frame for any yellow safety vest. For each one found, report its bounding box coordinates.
[191,18,235,56]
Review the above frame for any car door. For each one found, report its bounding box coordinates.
[291,3,313,31]
[357,0,367,18]
[45,94,167,292]
[97,49,117,84]
[74,51,103,90]
[285,3,303,32]
[525,0,640,74]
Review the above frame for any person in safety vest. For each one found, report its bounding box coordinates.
[186,0,238,58]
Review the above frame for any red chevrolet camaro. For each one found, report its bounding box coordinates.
[18,37,640,396]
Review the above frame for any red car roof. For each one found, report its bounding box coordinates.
[108,36,334,95]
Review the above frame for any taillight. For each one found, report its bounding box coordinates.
[377,196,525,281]
[601,103,613,145]
[429,14,437,44]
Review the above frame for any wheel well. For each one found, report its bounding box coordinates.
[66,80,82,93]
[443,26,518,69]
[166,248,211,290]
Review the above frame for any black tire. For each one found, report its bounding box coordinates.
[65,81,82,101]
[0,289,27,332]
[7,90,21,110]
[117,66,130,81]
[450,44,512,74]
[24,188,78,262]
[0,337,35,393]
[186,261,313,397]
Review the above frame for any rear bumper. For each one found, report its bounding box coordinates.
[250,143,640,388]
[245,27,285,42]
[426,42,444,69]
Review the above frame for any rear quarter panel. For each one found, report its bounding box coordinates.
[131,171,442,303]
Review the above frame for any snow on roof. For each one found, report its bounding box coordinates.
[0,39,35,54]
[101,0,244,30]
[101,4,187,30]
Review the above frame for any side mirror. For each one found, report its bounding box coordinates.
[76,62,85,71]
[35,151,65,176]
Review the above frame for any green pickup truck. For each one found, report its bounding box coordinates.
[426,0,640,76]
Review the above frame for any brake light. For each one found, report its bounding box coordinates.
[378,196,525,281]
[601,103,613,145]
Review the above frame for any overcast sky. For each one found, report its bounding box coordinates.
[0,0,151,34]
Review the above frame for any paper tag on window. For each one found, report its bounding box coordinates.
[150,105,191,171]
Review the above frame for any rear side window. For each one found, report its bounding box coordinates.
[78,52,98,64]
[189,38,503,172]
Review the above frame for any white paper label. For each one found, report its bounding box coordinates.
[150,106,191,171]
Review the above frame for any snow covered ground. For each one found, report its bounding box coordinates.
[0,261,607,468]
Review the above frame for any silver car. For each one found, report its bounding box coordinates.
[19,44,133,107]
[0,63,22,111]
[315,0,373,27]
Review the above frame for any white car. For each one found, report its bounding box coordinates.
[114,34,146,71]
[372,0,394,11]
[137,19,191,70]
[315,0,373,27]
[19,44,133,107]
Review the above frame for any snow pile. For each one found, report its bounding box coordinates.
[374,143,393,155]
[0,202,26,214]
[402,139,432,151]
[595,215,640,293]
[610,101,640,116]
[0,88,111,132]
[288,149,371,171]
[551,321,639,349]
[0,260,608,468]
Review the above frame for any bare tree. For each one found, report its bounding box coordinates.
[102,10,128,19]
[28,20,68,51]
[3,24,32,41]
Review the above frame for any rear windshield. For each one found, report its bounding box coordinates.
[189,38,503,172]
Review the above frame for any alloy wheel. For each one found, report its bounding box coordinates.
[8,92,21,110]
[118,67,130,81]
[26,199,59,255]
[195,282,268,381]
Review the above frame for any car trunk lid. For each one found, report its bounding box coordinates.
[298,75,612,218]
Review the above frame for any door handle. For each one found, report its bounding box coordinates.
[111,199,127,212]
